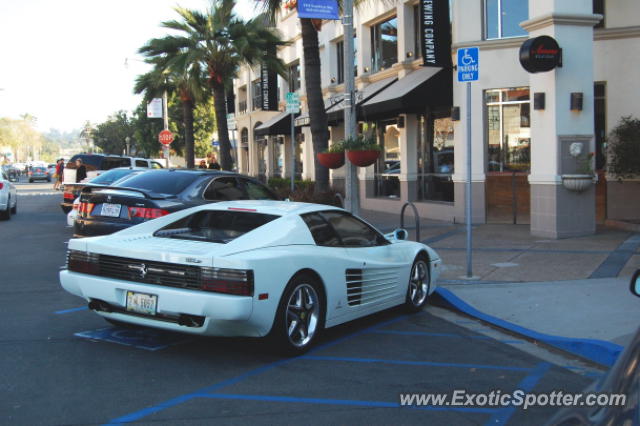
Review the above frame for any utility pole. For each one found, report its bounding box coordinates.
[162,89,170,164]
[343,0,359,215]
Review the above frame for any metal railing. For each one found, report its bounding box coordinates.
[400,202,420,242]
[334,192,344,208]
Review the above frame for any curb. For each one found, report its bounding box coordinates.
[433,287,623,368]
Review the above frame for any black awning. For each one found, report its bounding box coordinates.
[361,67,452,118]
[326,76,397,124]
[254,111,299,136]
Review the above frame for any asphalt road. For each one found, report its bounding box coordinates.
[0,185,601,425]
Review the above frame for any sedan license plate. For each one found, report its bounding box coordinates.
[126,291,157,315]
[101,203,122,217]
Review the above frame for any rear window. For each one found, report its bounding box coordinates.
[90,169,138,185]
[116,171,198,195]
[69,155,103,169]
[154,210,279,243]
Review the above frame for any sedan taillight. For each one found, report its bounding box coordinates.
[66,250,99,274]
[0,183,3,190]
[128,207,170,220]
[200,267,254,296]
[63,192,75,200]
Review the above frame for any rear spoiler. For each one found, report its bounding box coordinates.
[79,185,165,200]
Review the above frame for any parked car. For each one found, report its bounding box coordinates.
[1,165,19,182]
[74,169,279,238]
[28,166,51,183]
[63,154,163,184]
[60,200,441,354]
[0,168,18,220]
[61,167,148,214]
[546,269,640,425]
[47,163,57,176]
[65,169,148,226]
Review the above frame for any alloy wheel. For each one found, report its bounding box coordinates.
[286,283,320,348]
[409,260,429,307]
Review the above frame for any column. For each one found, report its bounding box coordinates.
[524,0,601,238]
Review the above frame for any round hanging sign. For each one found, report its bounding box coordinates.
[519,36,562,73]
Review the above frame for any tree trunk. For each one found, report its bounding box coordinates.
[182,99,195,168]
[212,82,234,171]
[301,18,329,193]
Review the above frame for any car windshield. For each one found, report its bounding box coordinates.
[89,169,141,185]
[154,210,279,243]
[112,170,198,196]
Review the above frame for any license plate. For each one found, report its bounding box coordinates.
[126,291,157,315]
[101,203,122,217]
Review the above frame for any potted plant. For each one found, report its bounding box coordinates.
[316,142,345,169]
[561,142,595,192]
[343,135,382,167]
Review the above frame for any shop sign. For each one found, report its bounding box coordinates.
[297,0,339,20]
[420,0,451,68]
[261,64,278,111]
[519,35,562,73]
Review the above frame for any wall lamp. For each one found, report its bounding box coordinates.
[570,92,583,111]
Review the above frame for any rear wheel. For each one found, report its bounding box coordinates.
[405,255,431,312]
[269,273,324,355]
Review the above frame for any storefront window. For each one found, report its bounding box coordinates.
[485,0,528,39]
[371,16,398,72]
[273,137,283,177]
[374,121,400,198]
[336,35,357,84]
[251,79,262,111]
[485,88,530,172]
[417,115,455,202]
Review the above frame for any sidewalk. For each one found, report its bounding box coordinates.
[359,208,640,366]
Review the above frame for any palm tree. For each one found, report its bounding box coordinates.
[140,0,287,171]
[134,56,207,168]
[261,1,333,193]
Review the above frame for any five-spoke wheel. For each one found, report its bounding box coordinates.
[406,256,430,312]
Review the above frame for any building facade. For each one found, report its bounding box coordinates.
[232,0,640,237]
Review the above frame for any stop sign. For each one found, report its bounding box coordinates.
[158,130,174,145]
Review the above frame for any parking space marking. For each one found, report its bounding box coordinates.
[54,306,88,315]
[484,362,551,426]
[198,393,501,414]
[75,327,191,351]
[302,355,533,372]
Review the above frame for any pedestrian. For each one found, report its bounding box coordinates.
[207,153,221,170]
[53,159,64,190]
[198,160,207,169]
[75,158,87,183]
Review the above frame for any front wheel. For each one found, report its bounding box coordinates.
[405,256,431,312]
[269,274,324,356]
[10,199,16,214]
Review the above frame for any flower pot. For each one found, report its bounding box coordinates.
[561,174,594,192]
[316,152,344,169]
[347,150,380,167]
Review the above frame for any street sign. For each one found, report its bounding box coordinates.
[158,130,174,145]
[297,0,339,20]
[147,98,163,118]
[286,92,300,113]
[457,47,479,82]
[226,113,236,131]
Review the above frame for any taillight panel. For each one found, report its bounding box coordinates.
[200,267,254,296]
[66,250,100,274]
[128,207,170,220]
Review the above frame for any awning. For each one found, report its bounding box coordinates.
[361,67,452,118]
[254,111,299,136]
[326,76,397,123]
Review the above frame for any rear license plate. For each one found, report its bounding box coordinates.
[101,203,122,217]
[126,291,157,315]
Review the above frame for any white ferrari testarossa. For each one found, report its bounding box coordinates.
[60,200,441,354]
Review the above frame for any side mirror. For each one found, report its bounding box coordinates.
[385,228,408,241]
[631,269,640,298]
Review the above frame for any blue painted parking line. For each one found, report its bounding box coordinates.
[484,362,551,426]
[434,247,611,255]
[75,327,191,351]
[54,306,88,315]
[590,234,640,278]
[105,313,415,424]
[198,393,500,414]
[301,355,533,372]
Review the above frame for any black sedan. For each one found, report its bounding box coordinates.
[74,169,278,237]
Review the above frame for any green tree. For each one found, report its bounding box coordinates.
[93,111,136,155]
[261,1,333,192]
[140,0,287,170]
[134,55,208,168]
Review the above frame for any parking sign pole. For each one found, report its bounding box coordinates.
[465,81,473,278]
[291,111,295,193]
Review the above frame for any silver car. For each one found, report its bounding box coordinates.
[0,168,18,220]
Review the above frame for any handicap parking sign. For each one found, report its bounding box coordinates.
[457,47,479,82]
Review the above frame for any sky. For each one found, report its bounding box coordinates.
[0,0,260,133]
